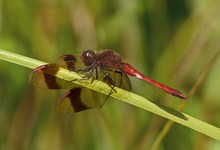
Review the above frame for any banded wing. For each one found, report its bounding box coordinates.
[57,54,132,113]
[29,64,75,89]
[57,54,132,91]
[57,87,107,113]
[29,54,132,113]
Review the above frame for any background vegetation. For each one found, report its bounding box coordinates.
[0,0,220,149]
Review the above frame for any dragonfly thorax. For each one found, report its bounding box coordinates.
[96,50,124,69]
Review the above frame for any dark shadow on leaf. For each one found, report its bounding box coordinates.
[151,101,188,120]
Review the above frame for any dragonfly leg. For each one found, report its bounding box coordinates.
[99,69,118,108]
[101,70,117,93]
[89,67,98,84]
[75,65,94,73]
[71,67,96,82]
[100,84,116,108]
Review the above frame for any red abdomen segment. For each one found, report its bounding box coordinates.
[121,63,186,99]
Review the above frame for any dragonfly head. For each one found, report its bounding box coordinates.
[81,50,96,66]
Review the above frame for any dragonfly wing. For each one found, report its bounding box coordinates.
[56,54,85,71]
[56,54,132,91]
[100,70,132,91]
[57,87,106,113]
[29,64,75,89]
[117,73,132,91]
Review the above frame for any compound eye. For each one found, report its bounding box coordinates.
[86,50,94,57]
[82,50,95,66]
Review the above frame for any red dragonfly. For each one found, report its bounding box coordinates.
[29,50,186,113]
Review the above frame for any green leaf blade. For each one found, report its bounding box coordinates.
[0,49,220,141]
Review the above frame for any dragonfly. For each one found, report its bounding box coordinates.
[29,50,186,113]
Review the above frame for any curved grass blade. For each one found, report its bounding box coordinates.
[151,49,220,149]
[0,49,220,141]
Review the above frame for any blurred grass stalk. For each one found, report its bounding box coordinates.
[0,49,220,141]
[151,49,220,150]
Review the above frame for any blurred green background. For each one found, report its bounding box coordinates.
[0,0,220,149]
